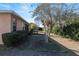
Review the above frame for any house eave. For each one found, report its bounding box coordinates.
[0,10,29,25]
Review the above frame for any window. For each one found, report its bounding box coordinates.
[12,18,16,32]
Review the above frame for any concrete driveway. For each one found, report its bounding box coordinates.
[0,34,77,56]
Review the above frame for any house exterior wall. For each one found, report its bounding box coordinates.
[0,12,29,44]
[0,13,11,44]
[16,18,25,31]
[25,23,29,32]
[0,13,11,33]
[11,15,26,31]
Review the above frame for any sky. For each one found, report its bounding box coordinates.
[0,3,79,27]
[0,3,37,23]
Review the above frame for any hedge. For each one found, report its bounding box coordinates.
[2,31,29,47]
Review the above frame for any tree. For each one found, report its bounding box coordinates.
[29,23,37,31]
[52,4,79,29]
[32,3,53,43]
[32,3,64,43]
[32,3,79,43]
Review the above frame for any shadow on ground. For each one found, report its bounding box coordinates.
[0,34,78,56]
[48,37,78,56]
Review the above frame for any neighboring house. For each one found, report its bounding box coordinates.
[0,10,29,44]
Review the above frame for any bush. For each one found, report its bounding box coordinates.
[52,22,79,41]
[62,23,79,40]
[2,31,29,47]
[59,23,79,40]
[74,32,79,41]
[52,25,60,34]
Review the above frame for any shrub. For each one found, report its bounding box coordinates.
[52,22,79,41]
[2,31,29,47]
[2,32,18,47]
[59,22,79,40]
[74,32,79,41]
[52,25,60,34]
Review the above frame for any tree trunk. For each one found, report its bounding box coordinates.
[48,24,51,36]
[44,24,48,43]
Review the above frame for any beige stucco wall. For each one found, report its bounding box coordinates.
[16,18,25,31]
[0,13,27,44]
[0,13,11,44]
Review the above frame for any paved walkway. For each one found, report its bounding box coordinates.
[50,33,79,55]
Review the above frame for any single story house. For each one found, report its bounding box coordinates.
[0,10,29,44]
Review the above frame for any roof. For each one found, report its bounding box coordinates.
[0,10,29,25]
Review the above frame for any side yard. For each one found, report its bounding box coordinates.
[0,34,77,56]
[50,33,79,55]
